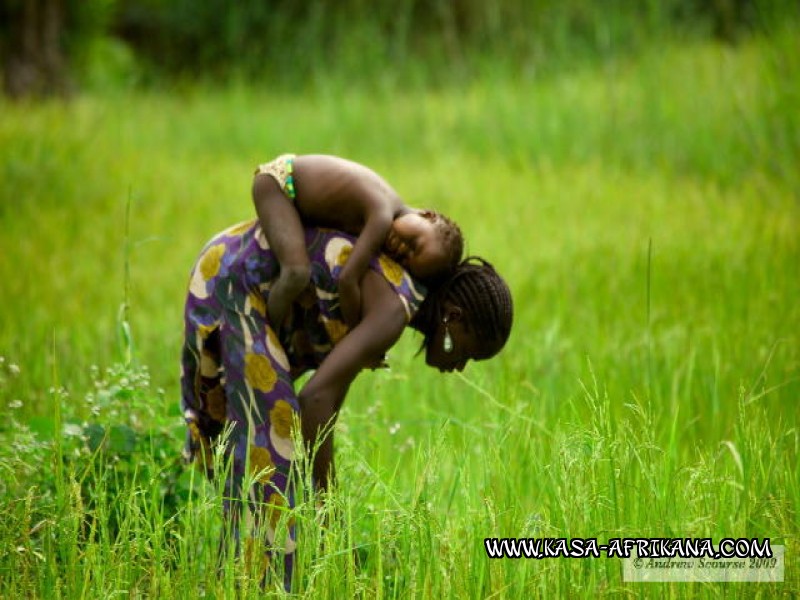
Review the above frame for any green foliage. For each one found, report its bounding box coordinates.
[3,0,798,93]
[107,0,800,88]
[65,0,142,90]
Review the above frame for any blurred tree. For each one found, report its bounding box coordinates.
[1,0,71,97]
[1,0,119,97]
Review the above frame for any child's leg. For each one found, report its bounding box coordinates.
[252,172,310,328]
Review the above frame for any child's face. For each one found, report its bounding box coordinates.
[386,212,449,280]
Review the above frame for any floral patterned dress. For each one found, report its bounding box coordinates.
[180,220,425,583]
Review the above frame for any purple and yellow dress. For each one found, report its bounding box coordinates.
[180,218,425,581]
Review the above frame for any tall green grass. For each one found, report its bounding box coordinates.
[0,28,798,597]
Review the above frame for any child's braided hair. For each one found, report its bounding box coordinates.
[411,256,513,358]
[431,211,464,273]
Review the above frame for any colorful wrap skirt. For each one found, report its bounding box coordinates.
[180,221,425,584]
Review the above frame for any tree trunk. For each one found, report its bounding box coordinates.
[3,0,71,98]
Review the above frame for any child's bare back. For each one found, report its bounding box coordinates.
[292,154,406,234]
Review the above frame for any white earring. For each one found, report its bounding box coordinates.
[443,317,454,353]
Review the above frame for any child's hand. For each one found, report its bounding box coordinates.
[338,272,362,328]
[296,283,318,309]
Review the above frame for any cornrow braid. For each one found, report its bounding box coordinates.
[432,212,464,272]
[411,256,513,359]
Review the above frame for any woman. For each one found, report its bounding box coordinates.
[180,220,512,583]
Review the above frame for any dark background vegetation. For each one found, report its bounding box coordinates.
[1,0,794,96]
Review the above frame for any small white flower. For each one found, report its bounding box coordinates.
[9,399,22,409]
[389,422,401,435]
[8,363,19,375]
[63,424,83,437]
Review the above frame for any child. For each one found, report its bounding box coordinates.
[252,153,463,329]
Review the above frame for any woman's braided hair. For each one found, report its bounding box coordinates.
[411,256,513,359]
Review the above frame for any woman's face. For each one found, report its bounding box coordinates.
[424,307,484,373]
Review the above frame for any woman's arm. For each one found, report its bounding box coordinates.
[293,155,404,328]
[297,269,408,491]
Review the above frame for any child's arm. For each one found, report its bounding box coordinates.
[292,155,403,328]
[337,203,394,327]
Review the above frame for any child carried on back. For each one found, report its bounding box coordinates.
[252,154,463,328]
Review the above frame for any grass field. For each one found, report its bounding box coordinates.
[1,27,798,598]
